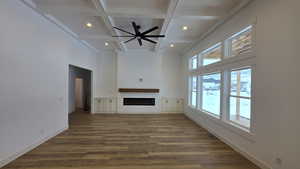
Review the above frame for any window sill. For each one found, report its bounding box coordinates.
[225,120,251,134]
[229,115,250,129]
[188,109,255,142]
[187,105,197,109]
[201,110,220,119]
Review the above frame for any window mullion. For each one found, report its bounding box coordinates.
[189,76,193,106]
[222,70,230,121]
[188,76,191,105]
[198,75,203,110]
[198,53,203,67]
[221,41,225,60]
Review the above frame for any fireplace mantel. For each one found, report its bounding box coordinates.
[118,88,160,93]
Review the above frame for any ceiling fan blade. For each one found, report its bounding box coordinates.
[141,26,159,35]
[144,35,165,38]
[112,35,135,37]
[132,22,140,35]
[113,27,135,36]
[142,37,157,44]
[138,38,143,46]
[123,37,136,43]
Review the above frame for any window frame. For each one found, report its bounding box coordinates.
[189,55,199,70]
[226,25,253,58]
[200,42,223,66]
[227,67,252,130]
[188,76,198,108]
[198,72,222,118]
[186,24,256,136]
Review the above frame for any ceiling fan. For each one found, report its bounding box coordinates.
[112,22,165,46]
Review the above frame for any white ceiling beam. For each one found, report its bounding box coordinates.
[41,7,220,21]
[154,0,181,52]
[91,0,126,51]
[106,10,166,19]
[172,8,228,20]
[19,0,99,53]
[174,15,220,20]
[175,8,226,18]
[79,34,116,41]
[165,38,195,43]
[38,6,166,19]
[35,1,96,12]
[38,7,100,17]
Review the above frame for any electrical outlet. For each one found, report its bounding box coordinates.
[40,129,45,136]
[275,157,282,166]
[58,97,64,103]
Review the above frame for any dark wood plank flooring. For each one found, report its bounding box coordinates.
[3,112,260,169]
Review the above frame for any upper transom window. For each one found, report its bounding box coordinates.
[201,43,222,66]
[228,26,252,58]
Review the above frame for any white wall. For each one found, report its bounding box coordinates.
[0,0,100,166]
[160,50,184,98]
[96,51,118,97]
[182,1,300,169]
[117,50,183,97]
[117,50,162,89]
[94,49,183,114]
[0,0,186,167]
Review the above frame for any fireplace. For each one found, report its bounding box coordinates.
[118,88,160,113]
[123,98,155,106]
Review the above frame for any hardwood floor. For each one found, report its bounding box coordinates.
[3,112,260,169]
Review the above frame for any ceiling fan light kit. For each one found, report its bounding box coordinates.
[112,22,165,46]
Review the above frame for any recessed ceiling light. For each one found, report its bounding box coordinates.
[105,42,109,46]
[86,22,93,28]
[182,26,188,31]
[170,44,175,48]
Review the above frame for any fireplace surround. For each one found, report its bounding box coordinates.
[118,88,160,113]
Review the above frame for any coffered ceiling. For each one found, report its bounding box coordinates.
[23,0,252,53]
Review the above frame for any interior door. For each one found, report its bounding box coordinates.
[75,78,84,109]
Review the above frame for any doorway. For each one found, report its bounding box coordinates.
[68,65,92,114]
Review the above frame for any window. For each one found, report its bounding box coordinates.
[201,43,222,66]
[189,76,198,107]
[200,73,221,116]
[187,25,255,133]
[229,68,252,128]
[189,55,198,70]
[228,26,252,58]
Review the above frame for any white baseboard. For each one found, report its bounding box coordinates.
[93,112,115,114]
[117,112,161,114]
[93,112,183,114]
[184,112,272,169]
[0,127,68,168]
[161,112,184,114]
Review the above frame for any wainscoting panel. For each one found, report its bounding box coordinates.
[161,97,184,113]
[95,97,183,113]
[94,97,117,113]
